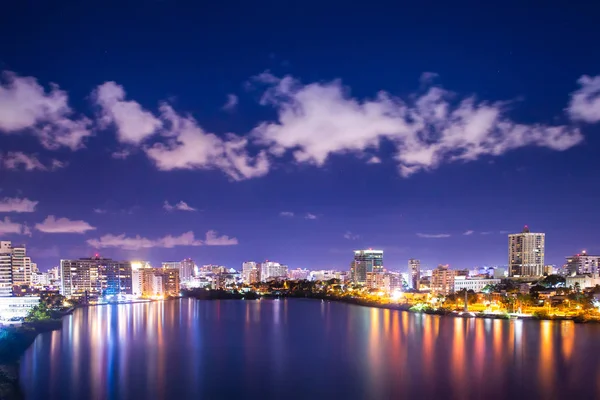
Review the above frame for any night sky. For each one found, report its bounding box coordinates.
[1,1,599,272]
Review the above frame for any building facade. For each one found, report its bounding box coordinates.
[566,274,600,290]
[350,250,383,284]
[288,268,310,281]
[260,262,288,282]
[409,259,420,290]
[508,226,545,277]
[0,242,12,297]
[11,245,32,286]
[60,256,133,299]
[565,251,600,275]
[179,258,195,282]
[242,261,259,284]
[453,277,501,293]
[431,265,456,295]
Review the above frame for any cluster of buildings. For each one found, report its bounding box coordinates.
[347,225,600,296]
[2,223,599,322]
[60,257,180,301]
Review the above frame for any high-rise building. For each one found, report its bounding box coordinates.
[141,267,180,297]
[350,250,383,284]
[101,261,132,296]
[409,259,420,290]
[565,251,600,275]
[159,267,180,296]
[242,262,261,284]
[288,268,310,281]
[366,271,385,290]
[260,261,288,282]
[11,245,32,285]
[0,242,12,297]
[431,264,456,295]
[179,258,195,282]
[60,256,132,299]
[508,226,545,277]
[131,261,151,297]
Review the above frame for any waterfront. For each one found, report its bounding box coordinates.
[20,299,600,399]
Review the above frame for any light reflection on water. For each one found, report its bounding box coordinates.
[19,299,600,399]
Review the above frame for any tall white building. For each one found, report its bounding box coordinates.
[0,242,12,297]
[508,226,545,277]
[179,258,195,282]
[11,245,32,285]
[131,261,151,297]
[409,259,420,290]
[260,261,288,282]
[242,262,259,284]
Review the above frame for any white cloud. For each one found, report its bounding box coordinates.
[0,217,30,235]
[93,208,107,214]
[163,200,197,212]
[567,75,600,123]
[367,156,382,164]
[417,233,451,238]
[343,231,359,240]
[305,213,317,220]
[279,211,294,217]
[35,215,96,234]
[480,231,493,235]
[0,71,92,150]
[463,230,474,235]
[145,104,270,180]
[222,94,238,111]
[252,73,583,177]
[498,230,510,234]
[87,230,237,250]
[0,197,38,212]
[1,152,66,171]
[93,81,162,144]
[204,230,238,245]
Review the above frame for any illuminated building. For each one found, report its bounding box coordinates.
[453,276,501,292]
[350,249,383,284]
[11,245,32,286]
[409,259,420,290]
[288,268,310,281]
[242,261,259,284]
[0,242,12,297]
[366,272,385,289]
[0,296,40,320]
[260,261,288,282]
[60,256,133,299]
[543,265,555,275]
[310,270,345,281]
[565,251,600,275]
[102,262,132,296]
[431,264,456,295]
[141,267,180,297]
[180,258,195,282]
[565,274,600,289]
[508,225,545,277]
[30,272,50,287]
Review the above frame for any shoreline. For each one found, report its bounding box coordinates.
[192,292,596,324]
[0,319,63,400]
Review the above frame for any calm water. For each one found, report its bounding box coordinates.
[20,299,600,399]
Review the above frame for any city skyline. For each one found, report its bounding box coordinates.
[1,2,600,272]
